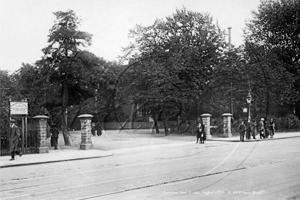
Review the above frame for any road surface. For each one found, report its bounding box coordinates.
[1,136,300,200]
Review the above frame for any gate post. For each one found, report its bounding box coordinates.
[222,113,233,137]
[78,114,93,150]
[33,115,49,153]
[201,114,212,139]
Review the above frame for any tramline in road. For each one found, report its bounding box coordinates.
[1,137,300,200]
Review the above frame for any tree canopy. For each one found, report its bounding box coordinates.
[121,8,226,133]
[245,0,300,118]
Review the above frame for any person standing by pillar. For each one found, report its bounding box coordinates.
[50,124,59,150]
[91,122,96,136]
[9,119,21,161]
[238,120,246,142]
[96,122,102,136]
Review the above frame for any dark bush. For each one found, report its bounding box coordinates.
[276,114,300,130]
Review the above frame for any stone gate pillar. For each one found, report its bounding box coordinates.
[201,114,212,139]
[222,113,233,137]
[78,114,93,150]
[33,115,49,153]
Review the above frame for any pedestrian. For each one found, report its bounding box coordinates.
[259,118,265,139]
[9,119,22,161]
[245,121,251,140]
[196,123,206,144]
[264,120,269,138]
[91,122,96,136]
[50,124,59,150]
[96,122,102,136]
[238,120,246,142]
[269,119,275,138]
[251,120,257,139]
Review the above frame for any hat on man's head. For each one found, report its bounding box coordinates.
[261,118,264,121]
[10,119,16,123]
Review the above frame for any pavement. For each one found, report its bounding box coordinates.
[0,130,299,168]
[207,131,300,142]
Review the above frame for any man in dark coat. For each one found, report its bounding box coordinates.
[50,124,59,150]
[96,123,102,136]
[9,119,21,161]
[238,120,246,142]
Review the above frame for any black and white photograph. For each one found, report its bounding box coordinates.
[1,0,300,199]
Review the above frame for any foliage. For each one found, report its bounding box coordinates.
[276,114,300,130]
[245,0,300,118]
[38,10,98,145]
[243,42,296,119]
[0,70,12,136]
[122,8,226,134]
[211,47,249,117]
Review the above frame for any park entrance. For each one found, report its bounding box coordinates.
[0,100,38,156]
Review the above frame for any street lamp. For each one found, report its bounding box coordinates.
[246,91,252,123]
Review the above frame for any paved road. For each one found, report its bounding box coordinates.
[0,136,300,200]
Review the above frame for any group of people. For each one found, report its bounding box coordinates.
[196,122,206,144]
[8,119,60,161]
[91,122,102,136]
[239,118,275,142]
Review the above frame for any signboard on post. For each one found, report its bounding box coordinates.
[10,101,28,115]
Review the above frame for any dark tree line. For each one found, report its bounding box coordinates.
[1,2,299,142]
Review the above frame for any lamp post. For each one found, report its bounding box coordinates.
[246,91,252,123]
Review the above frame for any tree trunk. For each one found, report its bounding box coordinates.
[162,118,169,136]
[265,90,270,120]
[169,121,175,134]
[61,81,71,146]
[177,118,184,132]
[162,114,170,136]
[295,100,300,119]
[69,108,81,130]
[129,102,135,129]
[152,113,159,133]
[263,72,270,120]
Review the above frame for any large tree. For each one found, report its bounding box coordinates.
[40,10,97,145]
[122,8,225,134]
[0,70,13,137]
[11,64,45,116]
[243,42,296,119]
[245,0,300,118]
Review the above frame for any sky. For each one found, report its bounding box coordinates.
[0,0,262,74]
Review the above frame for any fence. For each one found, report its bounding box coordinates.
[102,121,164,130]
[0,120,38,156]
